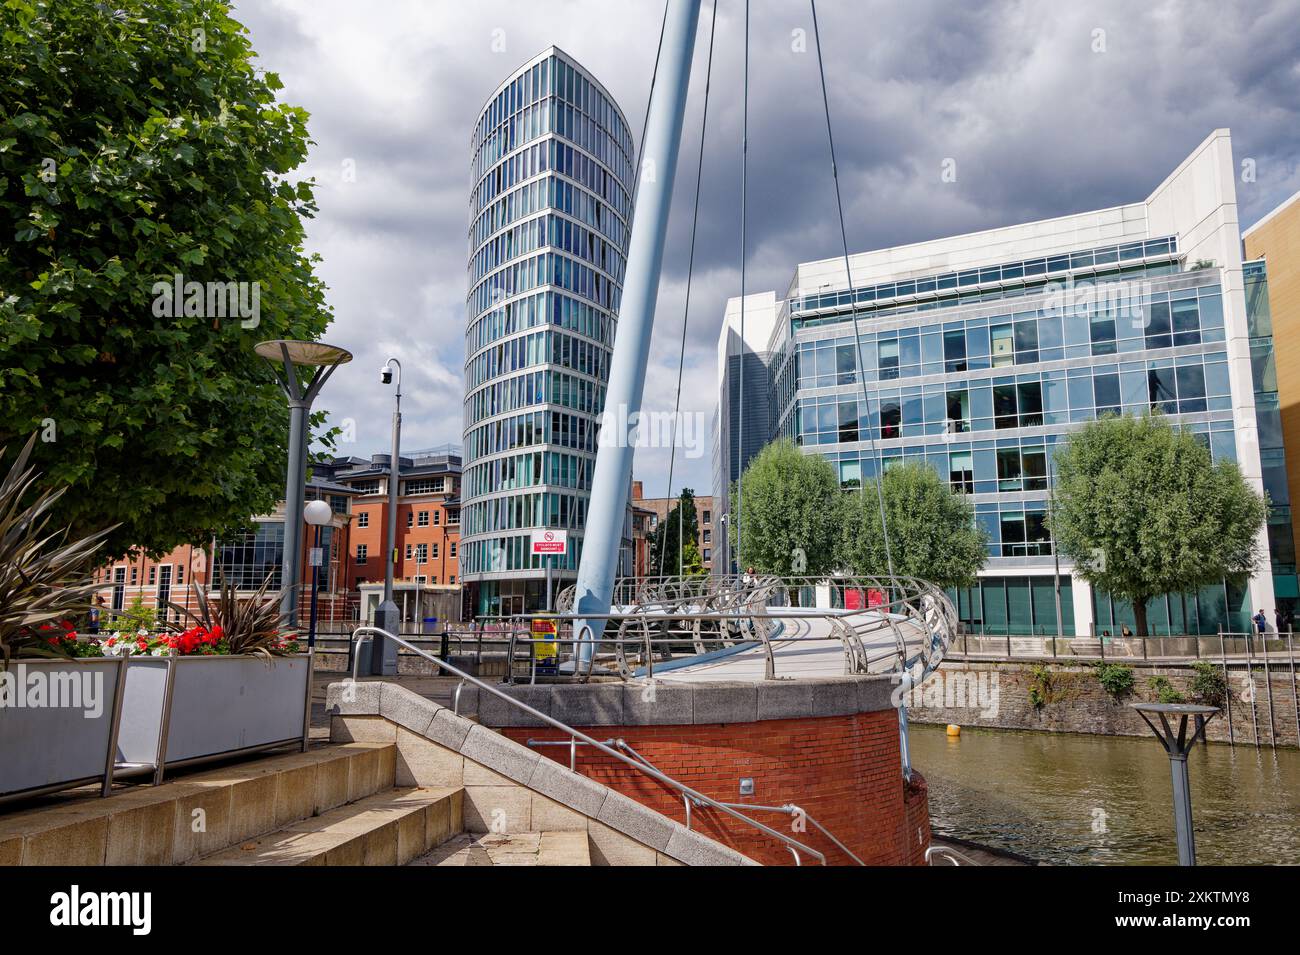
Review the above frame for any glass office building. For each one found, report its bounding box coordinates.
[461,48,635,616]
[718,130,1293,635]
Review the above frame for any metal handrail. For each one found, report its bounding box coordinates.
[350,626,827,865]
[710,801,866,865]
[925,844,981,866]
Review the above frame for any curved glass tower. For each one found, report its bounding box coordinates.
[461,47,634,616]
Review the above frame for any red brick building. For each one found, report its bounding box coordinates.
[91,447,462,628]
[631,481,715,575]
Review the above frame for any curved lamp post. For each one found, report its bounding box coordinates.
[255,340,352,626]
[372,357,402,675]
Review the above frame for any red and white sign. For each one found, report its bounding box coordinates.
[531,529,568,555]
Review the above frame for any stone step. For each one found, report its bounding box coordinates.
[408,829,590,867]
[0,742,396,866]
[191,786,462,866]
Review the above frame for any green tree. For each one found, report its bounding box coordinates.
[0,0,334,559]
[680,537,706,578]
[649,487,700,577]
[729,439,840,576]
[836,461,986,588]
[1051,413,1266,636]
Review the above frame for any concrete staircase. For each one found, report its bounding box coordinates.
[1,682,755,866]
[412,830,590,866]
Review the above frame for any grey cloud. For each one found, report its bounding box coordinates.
[232,0,1300,492]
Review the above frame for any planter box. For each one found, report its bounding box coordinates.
[118,653,312,776]
[0,657,127,803]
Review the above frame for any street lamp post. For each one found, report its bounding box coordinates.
[256,340,352,627]
[1132,702,1219,865]
[303,498,333,648]
[372,357,402,675]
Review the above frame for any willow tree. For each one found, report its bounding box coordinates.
[729,439,840,576]
[836,461,986,588]
[1051,413,1266,636]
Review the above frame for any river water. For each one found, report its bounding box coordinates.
[911,724,1300,865]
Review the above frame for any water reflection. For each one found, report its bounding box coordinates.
[911,724,1300,865]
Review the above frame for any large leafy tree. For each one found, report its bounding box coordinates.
[649,487,701,577]
[1051,413,1266,636]
[729,439,841,576]
[836,461,986,588]
[0,0,333,559]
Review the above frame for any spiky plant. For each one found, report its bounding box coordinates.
[0,435,115,663]
[164,569,301,657]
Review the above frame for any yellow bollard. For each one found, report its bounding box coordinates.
[946,724,961,738]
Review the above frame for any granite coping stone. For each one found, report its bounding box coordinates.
[327,680,760,866]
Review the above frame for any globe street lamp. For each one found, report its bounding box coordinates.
[303,498,333,648]
[255,340,352,626]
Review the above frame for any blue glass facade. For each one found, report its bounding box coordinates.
[461,49,633,613]
[765,246,1288,635]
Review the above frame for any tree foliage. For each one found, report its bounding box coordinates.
[649,487,700,577]
[835,461,986,588]
[0,0,334,559]
[1051,413,1266,636]
[729,439,841,576]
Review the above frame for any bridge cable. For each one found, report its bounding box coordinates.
[809,0,895,577]
[660,0,720,580]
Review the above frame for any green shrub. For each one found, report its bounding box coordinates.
[1028,665,1056,709]
[1094,663,1135,700]
[108,594,156,635]
[1190,661,1227,707]
[1147,675,1186,704]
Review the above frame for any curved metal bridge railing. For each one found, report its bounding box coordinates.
[535,573,956,689]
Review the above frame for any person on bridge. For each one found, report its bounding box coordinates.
[1253,609,1268,635]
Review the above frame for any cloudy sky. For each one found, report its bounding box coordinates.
[232,0,1300,498]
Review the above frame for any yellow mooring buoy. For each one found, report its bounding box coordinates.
[946,724,961,738]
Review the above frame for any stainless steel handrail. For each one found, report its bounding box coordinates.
[709,801,867,865]
[350,626,827,865]
[925,844,980,866]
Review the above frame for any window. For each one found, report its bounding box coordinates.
[356,544,368,565]
[432,543,440,559]
[148,566,156,585]
[878,340,899,380]
[703,548,711,562]
[993,383,1017,429]
[880,399,901,439]
[946,389,970,433]
[433,510,441,526]
[405,544,412,559]
[131,567,138,584]
[418,511,430,527]
[112,567,126,611]
[997,448,1022,492]
[1017,382,1043,426]
[949,452,974,494]
[1093,373,1120,416]
[406,478,446,495]
[176,564,184,585]
[838,400,859,442]
[991,324,1014,367]
[702,510,711,524]
[702,529,711,544]
[353,480,380,495]
[943,329,967,372]
[450,542,458,557]
[357,511,369,528]
[415,543,427,563]
[407,512,414,528]
[1148,367,1177,413]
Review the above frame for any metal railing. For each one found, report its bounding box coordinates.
[349,626,831,865]
[926,844,980,866]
